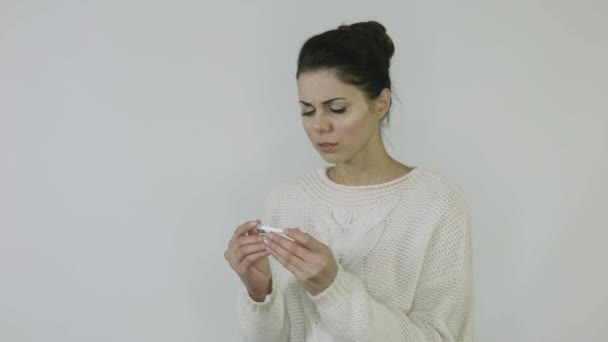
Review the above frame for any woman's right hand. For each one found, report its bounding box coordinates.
[224,220,272,302]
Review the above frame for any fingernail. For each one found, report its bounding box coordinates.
[250,220,258,226]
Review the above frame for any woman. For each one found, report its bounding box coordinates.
[224,20,473,342]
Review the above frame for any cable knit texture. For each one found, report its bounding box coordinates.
[236,166,473,342]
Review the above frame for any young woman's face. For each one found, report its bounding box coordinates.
[297,69,383,164]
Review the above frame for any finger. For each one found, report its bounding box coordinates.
[235,249,271,274]
[228,231,257,256]
[237,234,265,247]
[264,235,307,271]
[267,232,315,261]
[232,220,260,240]
[234,242,268,264]
[228,220,260,251]
[265,240,306,280]
[284,228,322,251]
[231,233,264,256]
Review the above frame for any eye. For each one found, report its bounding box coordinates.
[331,108,346,114]
[301,111,314,116]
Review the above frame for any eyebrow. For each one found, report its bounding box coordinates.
[299,97,347,106]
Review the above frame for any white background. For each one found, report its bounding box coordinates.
[1,0,607,341]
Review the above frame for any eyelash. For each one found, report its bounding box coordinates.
[301,108,346,116]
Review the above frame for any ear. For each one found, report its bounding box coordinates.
[375,88,392,120]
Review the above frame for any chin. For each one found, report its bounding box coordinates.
[319,154,341,164]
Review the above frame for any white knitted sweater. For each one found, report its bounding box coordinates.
[237,166,473,342]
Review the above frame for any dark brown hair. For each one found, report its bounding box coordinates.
[296,21,395,125]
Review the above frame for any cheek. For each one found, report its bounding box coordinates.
[336,117,367,143]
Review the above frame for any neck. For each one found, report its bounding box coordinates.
[329,151,410,186]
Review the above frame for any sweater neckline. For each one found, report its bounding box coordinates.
[315,165,421,191]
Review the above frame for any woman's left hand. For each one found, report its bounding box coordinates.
[263,228,337,296]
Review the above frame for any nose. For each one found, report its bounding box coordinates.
[312,112,330,132]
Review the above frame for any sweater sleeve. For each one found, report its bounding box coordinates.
[235,186,290,342]
[307,189,473,342]
[236,272,290,342]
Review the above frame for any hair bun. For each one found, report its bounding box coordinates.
[344,21,395,62]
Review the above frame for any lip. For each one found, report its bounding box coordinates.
[317,142,338,152]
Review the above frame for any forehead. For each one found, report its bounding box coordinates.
[297,69,361,104]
